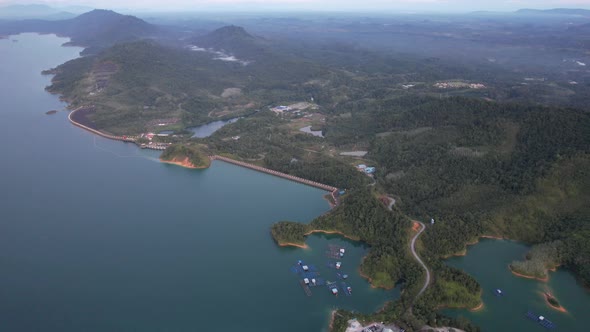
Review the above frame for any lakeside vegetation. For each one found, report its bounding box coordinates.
[160,144,210,168]
[510,241,563,280]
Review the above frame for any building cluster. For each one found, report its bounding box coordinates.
[346,319,402,332]
[434,82,486,89]
[357,164,376,174]
[270,105,292,114]
[140,132,170,141]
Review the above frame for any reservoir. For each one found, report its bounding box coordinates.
[0,34,394,331]
[445,238,590,332]
[189,117,240,137]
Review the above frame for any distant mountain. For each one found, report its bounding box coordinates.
[0,9,157,51]
[190,25,270,59]
[0,4,64,19]
[516,8,590,16]
[0,4,93,18]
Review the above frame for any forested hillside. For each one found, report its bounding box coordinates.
[32,15,590,331]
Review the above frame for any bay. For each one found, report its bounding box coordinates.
[445,238,590,332]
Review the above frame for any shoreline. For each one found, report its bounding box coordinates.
[329,310,336,331]
[277,241,309,249]
[358,255,396,290]
[437,300,484,312]
[303,229,360,241]
[443,234,507,259]
[509,266,549,282]
[159,158,208,169]
[470,301,484,312]
[275,229,360,251]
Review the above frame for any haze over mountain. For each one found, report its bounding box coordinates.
[0,9,157,51]
[190,25,271,59]
[0,3,92,19]
[2,0,590,12]
[516,8,590,16]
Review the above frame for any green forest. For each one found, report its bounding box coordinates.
[41,21,590,331]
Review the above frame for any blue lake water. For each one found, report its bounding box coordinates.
[445,239,590,332]
[189,117,240,138]
[0,33,395,332]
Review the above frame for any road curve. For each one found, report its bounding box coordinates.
[411,221,430,298]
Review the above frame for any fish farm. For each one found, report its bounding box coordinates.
[526,311,556,329]
[290,245,352,297]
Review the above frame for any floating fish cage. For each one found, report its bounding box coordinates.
[301,271,321,279]
[341,282,352,296]
[299,280,312,296]
[526,311,555,329]
[308,278,326,287]
[327,282,339,295]
[327,262,342,269]
[291,262,318,274]
[326,245,345,259]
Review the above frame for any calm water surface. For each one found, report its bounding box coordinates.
[445,239,590,332]
[0,34,395,331]
[189,117,240,138]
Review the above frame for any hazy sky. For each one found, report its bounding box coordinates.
[2,0,590,12]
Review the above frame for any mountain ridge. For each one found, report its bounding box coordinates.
[0,9,157,52]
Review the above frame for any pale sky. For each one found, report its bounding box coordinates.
[2,0,590,12]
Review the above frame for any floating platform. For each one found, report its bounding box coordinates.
[301,271,321,279]
[327,281,339,296]
[309,278,326,287]
[326,245,345,259]
[327,262,342,269]
[341,282,352,296]
[336,272,349,280]
[299,280,312,296]
[291,261,318,274]
[494,288,504,296]
[526,311,555,329]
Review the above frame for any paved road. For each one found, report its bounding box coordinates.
[411,221,430,297]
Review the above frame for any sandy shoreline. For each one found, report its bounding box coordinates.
[542,291,567,313]
[276,229,360,249]
[436,300,484,312]
[470,301,484,312]
[159,157,209,169]
[277,241,309,249]
[509,266,549,282]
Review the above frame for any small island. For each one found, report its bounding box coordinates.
[46,110,58,115]
[543,291,566,312]
[159,144,211,169]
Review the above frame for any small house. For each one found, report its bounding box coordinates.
[357,164,367,170]
[304,278,310,285]
[311,278,316,285]
[331,287,339,295]
[336,262,341,269]
[302,265,309,271]
[365,167,376,174]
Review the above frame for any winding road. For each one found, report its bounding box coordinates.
[384,199,430,298]
[411,221,430,297]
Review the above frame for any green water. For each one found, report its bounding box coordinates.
[0,33,396,331]
[445,239,590,332]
